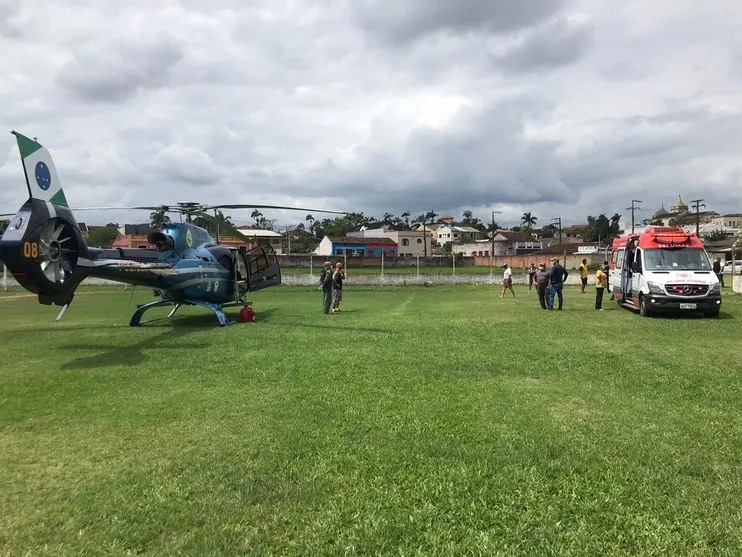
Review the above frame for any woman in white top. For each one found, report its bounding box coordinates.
[500,263,516,299]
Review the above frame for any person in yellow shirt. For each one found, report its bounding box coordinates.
[578,258,589,293]
[595,264,608,310]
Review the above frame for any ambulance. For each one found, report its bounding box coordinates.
[609,227,721,317]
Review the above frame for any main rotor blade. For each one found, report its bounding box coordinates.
[71,206,172,211]
[203,203,348,215]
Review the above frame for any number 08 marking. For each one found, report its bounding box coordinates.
[23,242,39,258]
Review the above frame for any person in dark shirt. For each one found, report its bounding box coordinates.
[527,263,537,292]
[548,256,569,310]
[319,261,334,314]
[533,262,550,310]
[713,258,724,288]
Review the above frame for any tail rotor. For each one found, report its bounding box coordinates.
[38,218,78,284]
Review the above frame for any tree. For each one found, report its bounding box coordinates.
[609,213,622,237]
[250,210,275,231]
[401,211,411,229]
[149,206,171,229]
[486,220,500,234]
[311,212,372,239]
[86,225,120,248]
[521,212,537,231]
[538,224,556,239]
[282,227,317,253]
[460,209,485,231]
[585,214,611,243]
[704,229,728,242]
[382,212,394,223]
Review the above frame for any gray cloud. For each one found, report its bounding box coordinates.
[2,0,742,229]
[0,0,21,38]
[353,0,568,45]
[55,34,185,102]
[491,17,594,74]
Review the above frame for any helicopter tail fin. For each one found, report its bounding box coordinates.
[0,131,90,308]
[13,131,71,207]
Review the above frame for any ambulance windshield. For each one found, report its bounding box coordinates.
[644,248,711,271]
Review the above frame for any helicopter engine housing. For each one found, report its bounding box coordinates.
[0,200,89,305]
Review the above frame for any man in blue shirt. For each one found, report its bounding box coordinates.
[548,256,569,310]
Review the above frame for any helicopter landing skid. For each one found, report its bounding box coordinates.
[129,300,184,327]
[129,299,239,327]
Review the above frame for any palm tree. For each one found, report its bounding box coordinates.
[521,212,537,231]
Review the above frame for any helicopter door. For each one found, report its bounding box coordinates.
[239,245,281,292]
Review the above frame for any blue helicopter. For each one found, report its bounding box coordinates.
[0,131,346,326]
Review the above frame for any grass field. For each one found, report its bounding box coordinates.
[280,265,494,275]
[1,284,741,556]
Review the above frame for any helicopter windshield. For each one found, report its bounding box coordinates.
[147,231,175,252]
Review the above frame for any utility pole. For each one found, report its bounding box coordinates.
[690,199,706,236]
[551,217,562,244]
[626,199,642,233]
[490,210,502,259]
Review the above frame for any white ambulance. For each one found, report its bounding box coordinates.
[609,227,722,317]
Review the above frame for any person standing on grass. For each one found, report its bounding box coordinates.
[547,256,568,310]
[319,261,334,314]
[528,263,537,292]
[595,263,608,310]
[713,258,724,288]
[604,261,615,301]
[500,263,515,299]
[578,258,589,294]
[534,261,550,310]
[331,262,345,312]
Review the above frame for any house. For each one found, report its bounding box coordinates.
[489,230,542,256]
[112,223,153,249]
[349,226,431,257]
[711,214,742,229]
[453,240,492,257]
[562,225,587,244]
[235,226,284,254]
[314,236,398,257]
[433,225,482,246]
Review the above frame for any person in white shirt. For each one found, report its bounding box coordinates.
[499,263,515,299]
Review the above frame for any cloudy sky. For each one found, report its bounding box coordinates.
[1,0,741,229]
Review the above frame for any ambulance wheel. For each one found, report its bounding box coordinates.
[639,295,652,317]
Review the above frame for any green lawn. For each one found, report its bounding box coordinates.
[1,285,741,556]
[280,265,497,274]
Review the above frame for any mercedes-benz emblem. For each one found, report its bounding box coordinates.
[683,286,692,294]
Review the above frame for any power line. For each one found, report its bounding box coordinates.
[690,199,706,236]
[490,210,502,258]
[626,199,642,233]
[551,217,562,244]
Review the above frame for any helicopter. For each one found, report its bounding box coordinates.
[0,131,346,326]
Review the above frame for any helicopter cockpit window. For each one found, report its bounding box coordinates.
[148,231,175,251]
